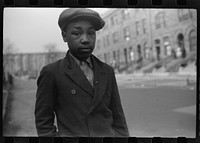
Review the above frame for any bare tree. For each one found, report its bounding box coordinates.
[3,39,17,85]
[3,39,17,70]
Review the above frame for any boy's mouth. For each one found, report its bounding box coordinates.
[79,47,92,52]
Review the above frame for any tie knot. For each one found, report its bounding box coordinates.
[80,61,86,66]
[80,60,92,68]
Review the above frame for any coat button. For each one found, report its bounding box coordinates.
[104,112,111,118]
[71,89,76,95]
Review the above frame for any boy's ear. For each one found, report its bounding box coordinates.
[62,31,68,42]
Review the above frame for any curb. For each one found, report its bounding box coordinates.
[3,89,9,120]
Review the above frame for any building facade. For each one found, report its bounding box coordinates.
[3,52,66,78]
[93,8,197,72]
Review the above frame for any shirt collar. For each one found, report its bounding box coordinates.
[69,52,93,68]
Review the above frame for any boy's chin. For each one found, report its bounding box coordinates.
[76,54,91,61]
[79,56,90,61]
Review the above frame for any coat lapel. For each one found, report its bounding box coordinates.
[61,52,94,96]
[88,56,109,113]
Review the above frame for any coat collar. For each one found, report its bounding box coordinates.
[61,51,94,96]
[69,52,93,69]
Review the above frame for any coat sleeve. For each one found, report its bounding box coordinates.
[109,67,130,137]
[34,66,59,137]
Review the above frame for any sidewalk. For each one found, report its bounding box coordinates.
[3,78,37,136]
[116,71,196,81]
[115,72,196,89]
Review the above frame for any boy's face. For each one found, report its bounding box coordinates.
[62,20,96,61]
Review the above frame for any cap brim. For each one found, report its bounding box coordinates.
[61,14,105,31]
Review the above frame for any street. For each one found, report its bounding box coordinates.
[3,74,196,137]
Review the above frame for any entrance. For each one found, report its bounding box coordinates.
[124,48,128,67]
[177,33,186,58]
[155,39,161,61]
[156,46,161,61]
[137,45,142,62]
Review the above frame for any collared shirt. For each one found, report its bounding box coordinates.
[69,52,93,69]
[69,52,94,86]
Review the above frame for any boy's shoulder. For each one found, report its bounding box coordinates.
[41,59,63,72]
[92,55,113,71]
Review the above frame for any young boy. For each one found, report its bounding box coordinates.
[35,8,129,139]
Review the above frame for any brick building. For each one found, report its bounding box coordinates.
[93,8,197,73]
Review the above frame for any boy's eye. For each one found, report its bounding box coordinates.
[72,32,81,36]
[89,31,95,36]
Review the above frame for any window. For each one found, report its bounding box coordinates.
[103,35,110,48]
[121,10,126,20]
[129,47,135,62]
[189,30,197,52]
[155,39,160,45]
[121,9,131,20]
[124,26,130,41]
[142,19,147,34]
[111,17,115,25]
[96,39,101,49]
[111,15,118,25]
[155,12,166,29]
[103,20,109,30]
[144,42,149,59]
[136,21,140,35]
[117,50,120,64]
[113,32,119,43]
[104,53,107,63]
[178,9,192,21]
[114,15,119,25]
[163,36,171,56]
[106,35,110,46]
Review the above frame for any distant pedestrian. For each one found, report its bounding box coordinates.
[3,71,6,86]
[8,72,13,88]
[35,8,129,141]
[171,48,177,59]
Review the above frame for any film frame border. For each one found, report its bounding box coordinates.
[1,0,199,143]
[1,0,200,7]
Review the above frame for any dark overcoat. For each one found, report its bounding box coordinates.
[35,51,129,137]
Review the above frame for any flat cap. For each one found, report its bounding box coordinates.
[58,8,105,31]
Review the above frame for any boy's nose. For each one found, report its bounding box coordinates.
[81,35,89,44]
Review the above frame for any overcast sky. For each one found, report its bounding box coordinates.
[3,8,110,53]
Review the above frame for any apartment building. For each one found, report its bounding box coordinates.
[93,8,197,72]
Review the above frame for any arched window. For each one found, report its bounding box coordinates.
[129,47,135,62]
[189,30,197,52]
[144,42,149,59]
[113,31,119,43]
[163,36,171,56]
[177,33,186,58]
[178,9,192,21]
[155,12,166,29]
[124,26,131,41]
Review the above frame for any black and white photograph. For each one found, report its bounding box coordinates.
[3,8,197,138]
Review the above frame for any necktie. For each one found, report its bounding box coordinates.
[79,61,94,86]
